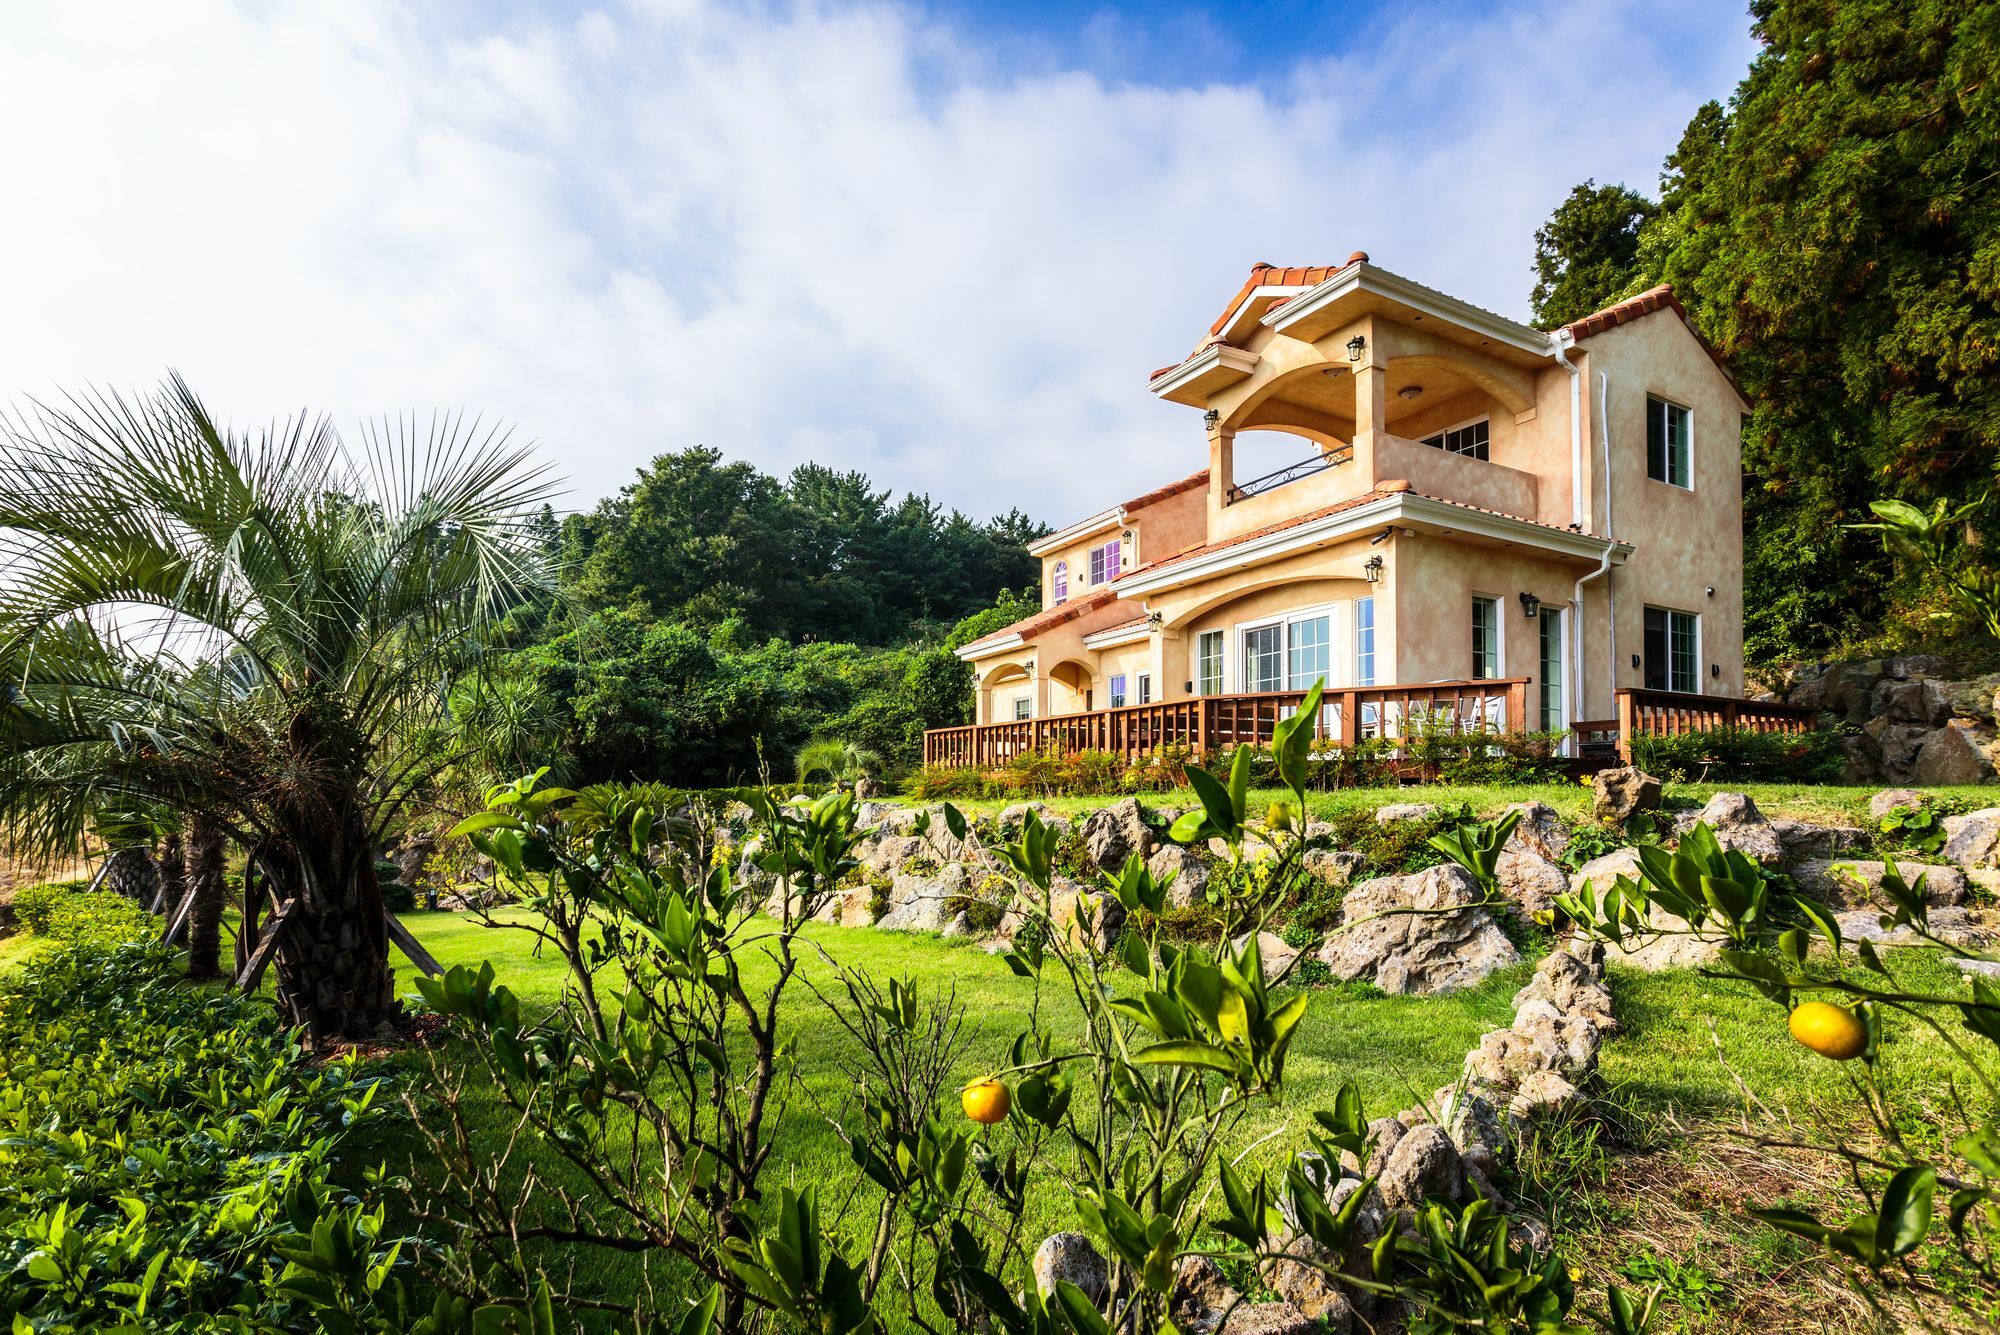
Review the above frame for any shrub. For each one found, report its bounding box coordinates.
[11,880,154,948]
[1628,724,1845,783]
[0,944,411,1331]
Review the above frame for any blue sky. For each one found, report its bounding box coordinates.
[0,1,1759,526]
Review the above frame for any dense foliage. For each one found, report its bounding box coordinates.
[1530,0,2000,665]
[10,881,153,948]
[0,939,403,1331]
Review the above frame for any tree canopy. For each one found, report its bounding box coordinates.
[1530,0,2000,663]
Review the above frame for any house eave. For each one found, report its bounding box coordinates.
[1081,622,1151,649]
[1027,509,1121,556]
[1147,343,1260,405]
[1265,264,1556,359]
[955,633,1025,661]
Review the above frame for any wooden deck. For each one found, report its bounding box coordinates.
[921,680,1816,769]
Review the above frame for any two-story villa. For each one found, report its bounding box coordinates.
[938,255,1766,764]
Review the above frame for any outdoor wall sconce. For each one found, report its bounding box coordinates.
[1711,663,1721,678]
[1363,554,1384,583]
[1631,654,1642,669]
[1146,611,1163,630]
[1122,528,1134,545]
[1706,585,1715,598]
[1518,592,1541,618]
[1203,408,1220,427]
[1346,334,1367,362]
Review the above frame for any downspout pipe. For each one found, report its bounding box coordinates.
[1551,327,1583,532]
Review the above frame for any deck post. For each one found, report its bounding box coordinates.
[1615,690,1635,764]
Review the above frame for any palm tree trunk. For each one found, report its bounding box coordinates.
[101,846,160,906]
[156,831,185,917]
[186,817,227,980]
[267,814,398,1043]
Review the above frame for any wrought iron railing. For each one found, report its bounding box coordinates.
[1225,445,1352,501]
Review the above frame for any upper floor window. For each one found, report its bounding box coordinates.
[1052,560,1068,605]
[1421,417,1489,460]
[1088,538,1122,586]
[1109,674,1128,708]
[1471,595,1500,679]
[1646,396,1691,488]
[1644,607,1699,693]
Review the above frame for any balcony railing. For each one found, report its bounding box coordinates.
[1225,445,1352,501]
[924,678,1529,767]
[921,682,1820,770]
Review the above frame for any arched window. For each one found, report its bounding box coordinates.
[1052,560,1068,604]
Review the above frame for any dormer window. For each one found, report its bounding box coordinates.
[1052,560,1068,605]
[1088,538,1122,586]
[1421,418,1489,460]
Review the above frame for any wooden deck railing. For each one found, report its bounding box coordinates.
[922,679,1530,767]
[1612,688,1818,762]
[922,681,1823,770]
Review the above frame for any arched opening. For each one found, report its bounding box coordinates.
[980,662,1032,724]
[1046,659,1095,715]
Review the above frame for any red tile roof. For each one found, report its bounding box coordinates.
[1205,262,1351,336]
[1562,283,1744,399]
[1123,487,1614,584]
[1087,615,1149,638]
[959,588,1118,653]
[1120,468,1208,512]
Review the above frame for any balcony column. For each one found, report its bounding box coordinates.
[1030,661,1049,719]
[1207,410,1235,518]
[1348,319,1386,485]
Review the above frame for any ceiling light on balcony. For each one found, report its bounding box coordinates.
[1398,385,1423,400]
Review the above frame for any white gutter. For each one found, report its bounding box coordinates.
[1571,369,1617,742]
[1550,327,1583,531]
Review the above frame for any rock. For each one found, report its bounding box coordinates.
[1832,906,1993,949]
[1261,1229,1357,1326]
[1464,1008,1603,1088]
[1511,949,1617,1031]
[1602,911,1726,972]
[1080,796,1155,873]
[1375,803,1439,825]
[1951,957,2000,980]
[1316,865,1521,994]
[1341,1117,1406,1179]
[1567,848,1644,896]
[1303,847,1367,888]
[1149,844,1211,908]
[1493,846,1568,916]
[1869,788,1929,821]
[853,801,894,828]
[1434,1087,1507,1180]
[876,862,968,932]
[1770,818,1868,862]
[1507,1213,1555,1253]
[1592,768,1662,823]
[1216,1303,1323,1335]
[1911,721,1998,786]
[1875,677,1951,727]
[854,832,925,878]
[1031,1232,1106,1304]
[833,884,879,927]
[995,802,1058,839]
[1172,1256,1241,1334]
[1506,1070,1582,1122]
[1046,876,1126,950]
[1870,719,1932,778]
[1377,1125,1465,1210]
[1502,802,1572,862]
[939,911,973,939]
[1690,792,1785,866]
[1943,810,2000,870]
[1791,858,1969,909]
[1234,930,1301,984]
[852,775,883,800]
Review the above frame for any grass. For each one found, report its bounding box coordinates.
[363,886,1998,1332]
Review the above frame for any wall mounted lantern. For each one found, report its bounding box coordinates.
[1203,408,1220,427]
[1146,611,1163,630]
[1363,554,1384,583]
[1346,334,1367,362]
[1518,592,1541,619]
[1631,654,1641,669]
[1711,663,1721,678]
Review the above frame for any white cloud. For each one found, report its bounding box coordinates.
[0,0,1755,526]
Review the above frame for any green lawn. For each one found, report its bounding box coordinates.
[369,894,1991,1331]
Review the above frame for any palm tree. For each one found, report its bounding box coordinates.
[793,739,884,788]
[0,376,554,1040]
[185,814,228,980]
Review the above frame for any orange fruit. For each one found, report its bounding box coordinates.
[1788,1001,1868,1061]
[960,1077,1011,1125]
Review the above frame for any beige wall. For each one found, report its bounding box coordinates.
[1034,479,1212,609]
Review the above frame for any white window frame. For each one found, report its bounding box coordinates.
[1470,594,1505,681]
[1108,673,1128,708]
[1646,395,1694,490]
[1136,672,1152,704]
[1537,606,1569,740]
[1195,629,1226,696]
[1051,559,1068,605]
[1227,601,1345,694]
[1353,595,1376,687]
[1011,695,1033,721]
[1087,538,1122,587]
[1643,605,1703,695]
[1419,414,1492,460]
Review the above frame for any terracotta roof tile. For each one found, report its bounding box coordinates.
[1562,283,1745,399]
[1087,615,1149,637]
[1203,260,1350,336]
[1120,468,1209,512]
[959,588,1118,653]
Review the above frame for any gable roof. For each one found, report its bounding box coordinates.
[1121,468,1208,512]
[957,588,1118,655]
[1562,283,1746,402]
[1205,262,1353,336]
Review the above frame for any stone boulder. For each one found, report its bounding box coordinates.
[1868,788,1927,821]
[1232,930,1302,984]
[1592,767,1662,823]
[1464,1008,1603,1088]
[1375,802,1440,825]
[1039,876,1126,950]
[876,862,968,932]
[1502,802,1572,863]
[1511,949,1617,1032]
[1493,846,1568,917]
[1377,1125,1466,1210]
[1943,809,2000,870]
[1303,848,1366,888]
[1770,817,1868,863]
[1148,844,1211,908]
[853,831,926,878]
[1506,1069,1583,1123]
[1080,796,1155,873]
[1031,1232,1106,1304]
[1260,1230,1359,1327]
[1791,858,1969,909]
[1687,792,1785,866]
[1316,865,1521,994]
[1567,847,1644,896]
[1911,720,1997,786]
[1832,906,1993,950]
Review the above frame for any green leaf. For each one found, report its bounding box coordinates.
[1873,1164,1937,1260]
[1131,1040,1238,1073]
